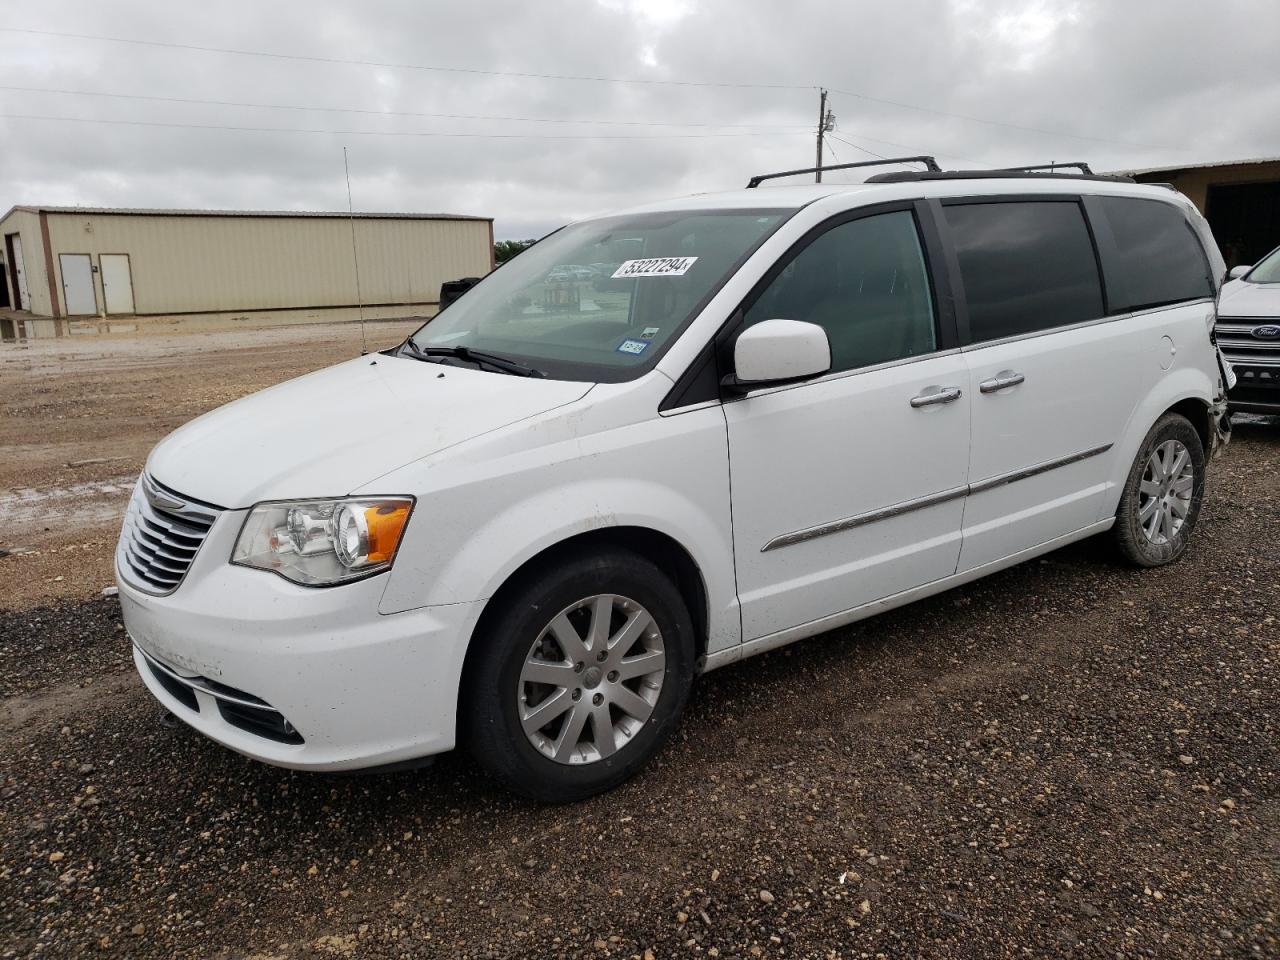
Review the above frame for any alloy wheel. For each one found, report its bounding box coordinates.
[1138,439,1194,546]
[518,594,666,765]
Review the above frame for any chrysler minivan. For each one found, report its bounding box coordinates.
[118,160,1231,801]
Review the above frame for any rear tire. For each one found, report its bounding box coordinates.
[462,548,695,802]
[1113,413,1205,567]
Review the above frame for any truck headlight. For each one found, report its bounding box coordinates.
[231,497,414,586]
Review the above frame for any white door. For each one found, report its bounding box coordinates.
[100,254,136,314]
[724,208,970,641]
[940,199,1145,571]
[59,254,97,315]
[9,235,29,310]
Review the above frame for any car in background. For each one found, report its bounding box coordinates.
[547,264,596,282]
[1217,243,1280,414]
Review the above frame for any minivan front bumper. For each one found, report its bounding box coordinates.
[118,539,481,772]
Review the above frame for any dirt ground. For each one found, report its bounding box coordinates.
[0,325,1276,958]
[0,319,421,609]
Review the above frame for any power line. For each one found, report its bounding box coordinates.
[0,83,810,131]
[826,86,1173,150]
[827,132,986,168]
[0,27,815,91]
[827,134,886,161]
[0,111,811,140]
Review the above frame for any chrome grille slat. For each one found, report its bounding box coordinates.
[116,475,223,596]
[137,512,210,542]
[129,522,198,557]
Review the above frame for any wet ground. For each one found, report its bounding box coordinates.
[0,327,1276,958]
[0,320,419,608]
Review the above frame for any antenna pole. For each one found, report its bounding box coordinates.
[815,88,827,183]
[344,146,368,356]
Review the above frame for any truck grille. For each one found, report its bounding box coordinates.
[1216,318,1280,365]
[117,474,222,594]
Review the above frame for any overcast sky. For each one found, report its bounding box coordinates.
[1,0,1277,239]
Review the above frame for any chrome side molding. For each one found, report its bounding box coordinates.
[761,485,969,552]
[968,443,1112,494]
[762,442,1113,552]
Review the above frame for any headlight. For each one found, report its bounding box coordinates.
[231,497,414,586]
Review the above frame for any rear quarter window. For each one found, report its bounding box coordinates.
[1094,196,1214,311]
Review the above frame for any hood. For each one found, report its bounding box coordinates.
[1218,278,1280,318]
[147,354,593,507]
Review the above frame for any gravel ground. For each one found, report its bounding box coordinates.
[0,416,1276,958]
[0,320,419,609]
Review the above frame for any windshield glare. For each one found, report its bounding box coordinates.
[1245,245,1280,283]
[410,210,789,381]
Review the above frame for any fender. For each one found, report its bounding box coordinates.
[371,397,741,655]
[1098,364,1216,520]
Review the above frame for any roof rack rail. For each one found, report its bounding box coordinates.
[746,156,941,189]
[865,169,1135,185]
[1000,162,1094,175]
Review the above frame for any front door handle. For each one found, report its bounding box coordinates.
[910,385,963,408]
[979,370,1026,394]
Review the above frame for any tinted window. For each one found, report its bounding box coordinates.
[945,201,1104,343]
[744,210,936,373]
[1097,196,1213,309]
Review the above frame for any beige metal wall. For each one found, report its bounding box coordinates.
[39,212,492,316]
[0,208,53,316]
[1133,160,1280,213]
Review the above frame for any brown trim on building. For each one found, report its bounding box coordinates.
[126,299,440,318]
[488,220,496,271]
[38,211,62,319]
[4,233,20,308]
[5,204,494,223]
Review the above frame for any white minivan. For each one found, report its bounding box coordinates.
[118,160,1232,801]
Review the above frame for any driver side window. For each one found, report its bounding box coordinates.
[744,210,938,374]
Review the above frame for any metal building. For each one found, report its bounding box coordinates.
[0,205,494,320]
[1112,157,1280,268]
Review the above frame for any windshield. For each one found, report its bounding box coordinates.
[1245,245,1280,283]
[408,209,790,381]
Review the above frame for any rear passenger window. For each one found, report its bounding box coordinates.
[744,210,937,374]
[944,201,1105,343]
[1095,196,1213,311]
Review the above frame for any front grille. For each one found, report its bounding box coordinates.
[118,474,222,594]
[1216,318,1280,365]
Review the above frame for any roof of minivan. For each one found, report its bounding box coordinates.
[610,176,1190,217]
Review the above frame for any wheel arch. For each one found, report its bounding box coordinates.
[457,526,711,726]
[1102,367,1218,519]
[1164,396,1212,456]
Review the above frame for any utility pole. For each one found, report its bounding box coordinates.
[814,89,834,183]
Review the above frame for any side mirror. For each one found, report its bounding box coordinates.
[1227,265,1252,281]
[725,318,831,393]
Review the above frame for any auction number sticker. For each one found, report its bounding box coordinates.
[611,256,698,278]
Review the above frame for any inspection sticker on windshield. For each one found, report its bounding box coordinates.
[616,338,650,356]
[612,256,698,278]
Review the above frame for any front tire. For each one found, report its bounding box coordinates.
[462,549,695,802]
[1113,413,1205,567]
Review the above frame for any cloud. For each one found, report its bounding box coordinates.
[0,0,1276,239]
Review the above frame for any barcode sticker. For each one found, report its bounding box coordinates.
[611,257,698,278]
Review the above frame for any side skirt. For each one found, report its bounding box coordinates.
[699,517,1115,673]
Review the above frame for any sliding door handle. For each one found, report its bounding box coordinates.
[979,370,1026,394]
[910,385,963,408]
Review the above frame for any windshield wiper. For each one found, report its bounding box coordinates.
[401,341,545,378]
